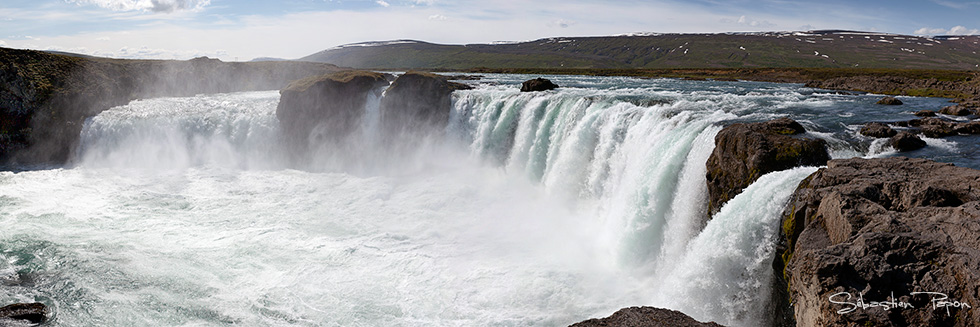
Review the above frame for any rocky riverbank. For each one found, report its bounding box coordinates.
[773,157,980,326]
[0,47,342,166]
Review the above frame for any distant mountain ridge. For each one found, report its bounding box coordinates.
[300,30,980,70]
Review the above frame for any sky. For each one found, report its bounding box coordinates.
[1,0,979,61]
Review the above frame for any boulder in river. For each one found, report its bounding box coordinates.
[774,157,980,327]
[876,96,903,105]
[914,110,937,117]
[889,131,927,152]
[858,122,897,138]
[520,78,559,92]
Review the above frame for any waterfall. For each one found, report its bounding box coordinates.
[59,77,839,326]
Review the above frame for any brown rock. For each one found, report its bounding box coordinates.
[909,117,957,137]
[876,96,903,105]
[940,105,972,116]
[380,71,463,141]
[914,110,937,117]
[889,131,927,151]
[569,307,724,327]
[276,70,389,153]
[705,118,830,216]
[953,121,980,134]
[520,78,559,92]
[0,302,48,324]
[774,157,980,327]
[858,122,897,138]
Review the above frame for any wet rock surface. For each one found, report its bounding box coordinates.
[380,71,468,141]
[859,122,897,138]
[889,131,927,152]
[276,70,389,155]
[774,157,980,327]
[520,78,559,92]
[706,118,830,216]
[876,96,903,105]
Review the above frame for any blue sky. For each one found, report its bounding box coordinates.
[1,0,978,61]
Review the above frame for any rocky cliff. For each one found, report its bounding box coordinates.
[705,118,830,217]
[276,70,389,158]
[774,157,980,327]
[0,47,342,166]
[379,71,469,143]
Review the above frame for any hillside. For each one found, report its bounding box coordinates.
[301,31,980,70]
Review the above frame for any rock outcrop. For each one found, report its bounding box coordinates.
[705,118,830,216]
[569,307,724,327]
[0,47,341,167]
[876,96,903,105]
[276,71,389,152]
[774,157,980,327]
[890,131,926,152]
[0,302,47,324]
[520,78,559,92]
[858,122,896,138]
[914,110,937,117]
[939,105,973,116]
[379,71,468,141]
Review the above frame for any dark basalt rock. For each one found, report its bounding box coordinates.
[858,122,897,138]
[0,302,48,324]
[276,70,389,154]
[773,157,980,327]
[876,96,903,105]
[520,78,559,92]
[909,117,957,137]
[889,131,926,152]
[953,121,980,134]
[380,71,462,141]
[940,105,973,116]
[569,307,724,327]
[914,110,937,117]
[705,117,830,217]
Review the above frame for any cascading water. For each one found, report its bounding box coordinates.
[0,74,968,326]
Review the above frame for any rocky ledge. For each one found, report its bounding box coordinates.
[569,307,724,327]
[705,118,830,217]
[774,157,980,327]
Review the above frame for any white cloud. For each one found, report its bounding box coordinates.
[96,36,111,41]
[375,0,390,8]
[428,14,447,21]
[414,0,435,5]
[949,25,980,35]
[915,26,980,35]
[68,0,210,13]
[549,19,575,29]
[0,40,7,47]
[931,0,980,9]
[721,15,777,29]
